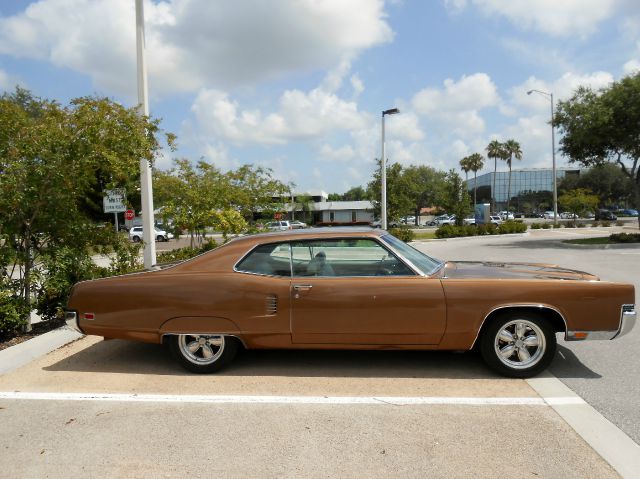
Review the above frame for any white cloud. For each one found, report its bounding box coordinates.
[623,58,640,74]
[0,0,392,97]
[509,71,615,112]
[412,73,499,136]
[447,0,617,37]
[319,144,357,162]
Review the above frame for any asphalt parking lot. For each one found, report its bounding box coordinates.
[0,227,638,478]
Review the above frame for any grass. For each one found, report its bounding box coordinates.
[412,232,437,240]
[564,237,610,245]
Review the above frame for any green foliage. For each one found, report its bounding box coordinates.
[441,170,472,226]
[541,223,552,229]
[531,222,541,229]
[0,87,169,332]
[388,227,415,243]
[497,220,527,234]
[0,290,29,338]
[554,73,640,226]
[609,233,640,243]
[558,188,599,219]
[157,239,218,263]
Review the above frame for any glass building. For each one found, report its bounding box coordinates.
[466,168,585,211]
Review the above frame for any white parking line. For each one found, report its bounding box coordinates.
[0,391,585,406]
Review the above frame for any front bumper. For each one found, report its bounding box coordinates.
[566,304,636,341]
[65,310,84,334]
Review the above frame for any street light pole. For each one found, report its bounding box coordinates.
[527,89,558,223]
[381,108,399,230]
[136,0,156,269]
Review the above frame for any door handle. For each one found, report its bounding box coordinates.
[293,284,313,291]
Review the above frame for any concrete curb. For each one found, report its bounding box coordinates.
[527,372,640,479]
[0,327,83,375]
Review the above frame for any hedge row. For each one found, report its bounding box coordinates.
[435,221,527,238]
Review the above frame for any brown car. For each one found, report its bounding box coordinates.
[66,228,636,378]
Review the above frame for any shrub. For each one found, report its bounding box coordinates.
[577,222,586,228]
[531,223,541,230]
[601,221,611,227]
[591,222,600,227]
[389,227,415,242]
[565,222,576,228]
[0,291,29,338]
[435,224,457,239]
[498,220,527,234]
[552,222,562,228]
[157,239,218,263]
[541,223,551,229]
[609,233,640,243]
[615,220,625,227]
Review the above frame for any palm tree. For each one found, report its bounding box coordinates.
[467,152,485,205]
[459,156,471,182]
[503,139,523,214]
[485,140,504,212]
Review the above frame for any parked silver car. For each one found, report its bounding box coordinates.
[129,226,174,242]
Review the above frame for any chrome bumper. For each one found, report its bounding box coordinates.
[65,310,83,334]
[566,304,636,341]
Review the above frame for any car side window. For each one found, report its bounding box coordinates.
[290,239,414,277]
[235,243,291,277]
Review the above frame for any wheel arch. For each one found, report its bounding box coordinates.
[472,304,567,349]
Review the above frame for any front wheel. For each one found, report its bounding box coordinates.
[169,334,238,373]
[480,312,556,378]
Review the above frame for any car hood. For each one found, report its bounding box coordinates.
[442,261,599,281]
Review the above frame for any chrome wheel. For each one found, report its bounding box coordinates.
[494,319,545,370]
[178,334,225,365]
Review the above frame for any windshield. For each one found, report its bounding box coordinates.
[381,234,442,275]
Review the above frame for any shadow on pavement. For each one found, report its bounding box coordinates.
[44,339,503,380]
[549,344,602,379]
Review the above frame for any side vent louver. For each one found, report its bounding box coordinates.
[266,295,278,315]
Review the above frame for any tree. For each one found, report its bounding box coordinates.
[292,194,314,223]
[403,165,447,224]
[367,159,413,221]
[558,164,633,208]
[467,153,485,205]
[343,186,369,201]
[0,88,169,330]
[459,156,471,182]
[559,189,599,222]
[554,72,640,227]
[441,169,472,226]
[485,140,505,212]
[503,139,523,213]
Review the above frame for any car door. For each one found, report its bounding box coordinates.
[289,238,446,345]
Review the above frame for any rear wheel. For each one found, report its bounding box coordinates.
[480,312,556,378]
[156,235,165,242]
[132,236,141,242]
[169,334,238,373]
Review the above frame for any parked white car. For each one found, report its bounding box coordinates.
[499,211,514,220]
[266,221,291,231]
[129,226,174,242]
[436,215,456,226]
[543,211,555,219]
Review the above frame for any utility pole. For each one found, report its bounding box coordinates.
[136,0,156,269]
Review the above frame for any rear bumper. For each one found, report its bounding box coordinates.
[566,304,636,341]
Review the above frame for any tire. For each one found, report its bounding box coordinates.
[479,312,556,378]
[169,334,238,373]
[156,235,165,242]
[132,236,141,243]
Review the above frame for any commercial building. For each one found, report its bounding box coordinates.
[274,190,374,226]
[467,167,586,211]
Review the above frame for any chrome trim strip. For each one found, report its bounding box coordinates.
[162,333,247,349]
[470,304,569,349]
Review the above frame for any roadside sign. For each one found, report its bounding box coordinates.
[103,188,127,213]
[125,209,135,221]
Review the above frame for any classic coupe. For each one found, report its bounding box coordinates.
[66,228,636,378]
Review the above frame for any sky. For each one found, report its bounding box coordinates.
[1,0,639,194]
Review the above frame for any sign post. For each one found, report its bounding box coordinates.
[103,189,127,232]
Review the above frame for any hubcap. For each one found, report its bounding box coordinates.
[178,334,225,365]
[494,320,545,370]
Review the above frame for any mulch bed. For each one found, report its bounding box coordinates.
[0,317,66,352]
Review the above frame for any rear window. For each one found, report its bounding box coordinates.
[235,243,291,277]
